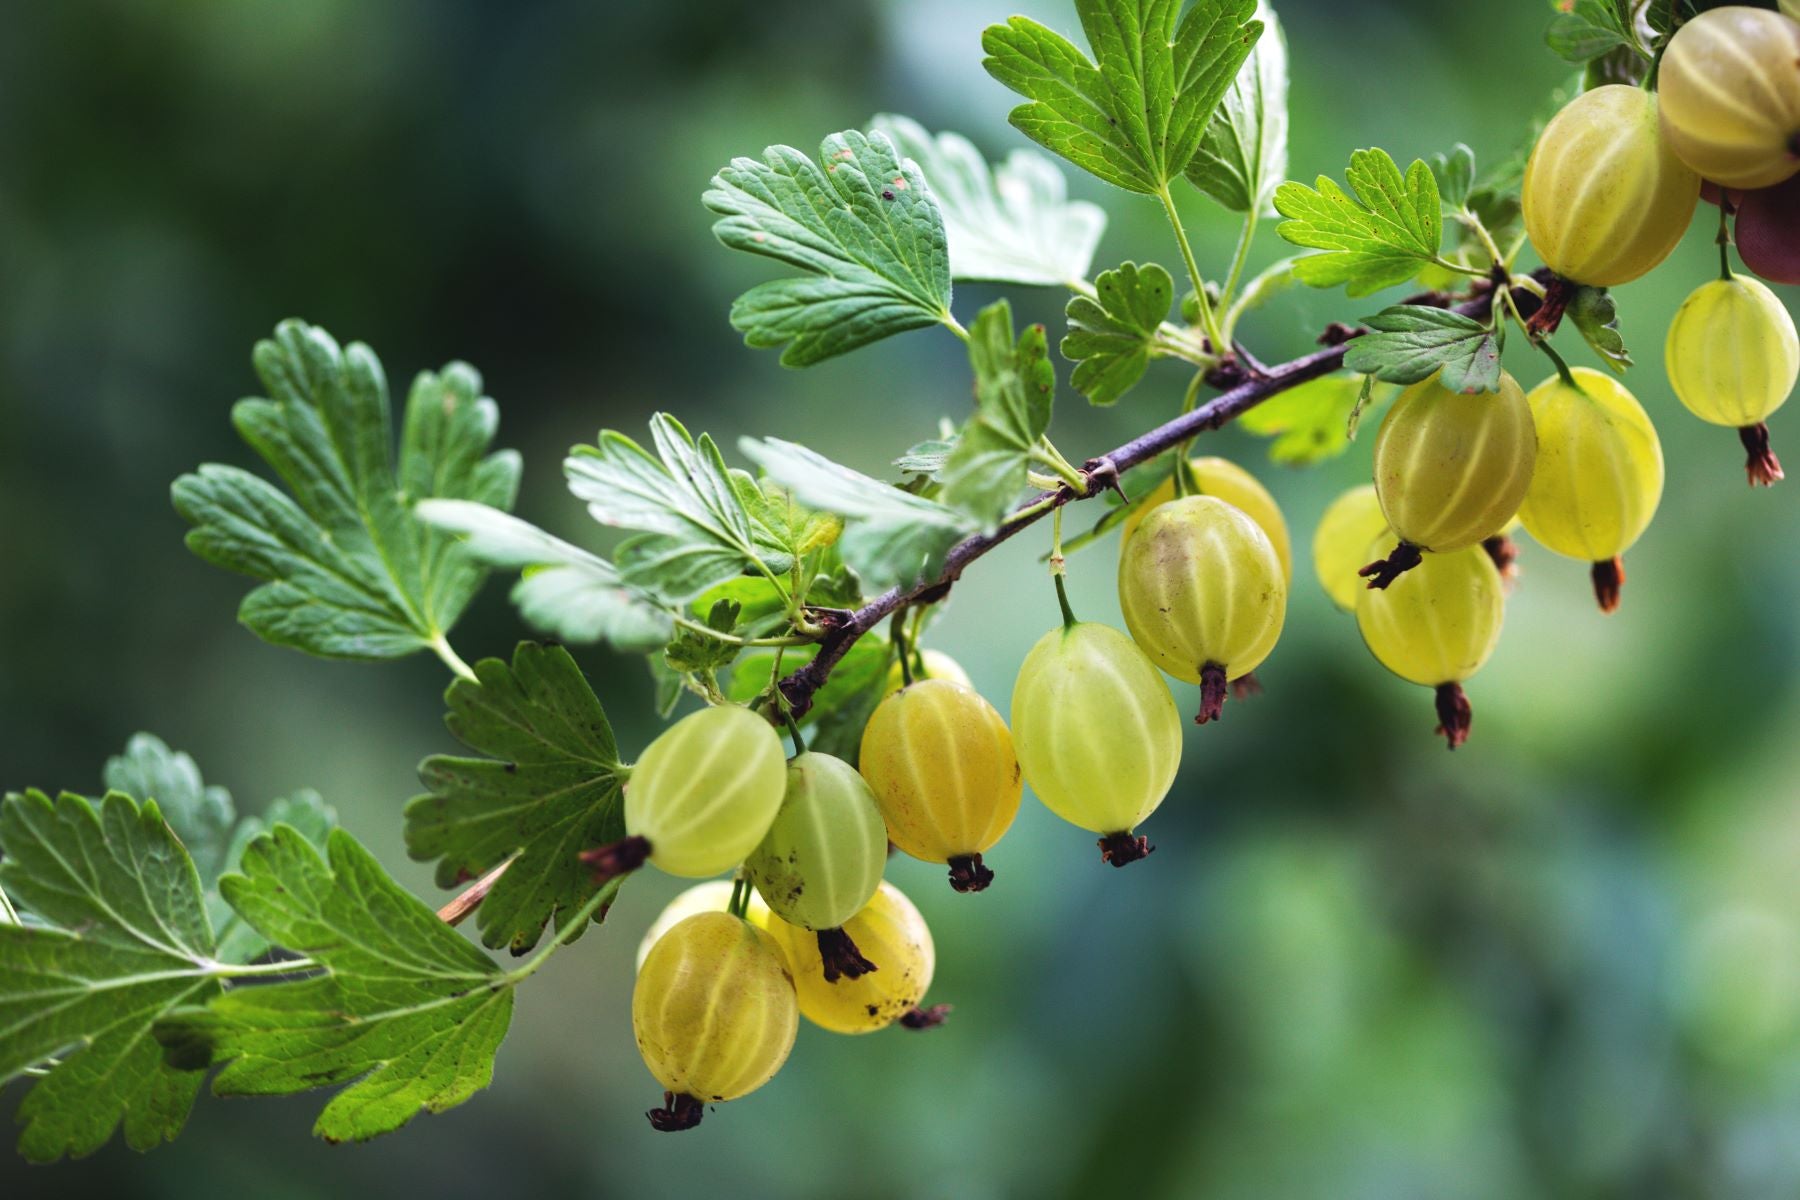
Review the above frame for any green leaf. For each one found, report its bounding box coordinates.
[733,474,842,566]
[982,0,1264,195]
[739,439,976,590]
[706,129,952,366]
[1343,306,1505,394]
[1186,0,1288,215]
[870,114,1106,286]
[172,320,520,661]
[211,791,336,964]
[938,300,1057,530]
[1430,143,1477,211]
[155,826,529,1144]
[1273,148,1445,296]
[405,643,626,955]
[1063,262,1176,405]
[664,599,745,676]
[416,500,671,651]
[1237,373,1367,465]
[894,438,956,475]
[1567,285,1634,374]
[102,733,235,886]
[1546,0,1634,63]
[566,414,773,603]
[0,791,218,1162]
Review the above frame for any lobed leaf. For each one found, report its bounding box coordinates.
[939,300,1057,531]
[1237,373,1369,464]
[870,114,1106,287]
[1274,148,1444,296]
[1187,0,1289,215]
[1567,286,1633,374]
[1343,306,1504,394]
[405,642,627,955]
[172,320,520,661]
[705,129,952,366]
[982,0,1264,195]
[1063,262,1176,405]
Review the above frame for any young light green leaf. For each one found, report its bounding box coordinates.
[664,599,745,676]
[706,129,952,366]
[405,642,626,955]
[1430,143,1477,211]
[416,500,670,650]
[154,826,531,1144]
[939,300,1057,530]
[566,415,773,604]
[739,438,976,590]
[1063,262,1176,405]
[172,320,520,662]
[1567,285,1633,374]
[870,114,1106,287]
[1274,149,1445,296]
[1546,0,1635,63]
[0,791,218,1162]
[894,438,956,475]
[102,733,235,886]
[1187,0,1288,215]
[981,0,1264,195]
[1343,306,1504,394]
[1236,373,1368,464]
[211,791,335,964]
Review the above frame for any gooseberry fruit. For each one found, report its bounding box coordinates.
[859,679,1022,892]
[766,880,937,1035]
[1312,484,1390,612]
[1666,274,1799,486]
[884,647,971,694]
[1356,538,1505,749]
[632,911,798,1131]
[1363,371,1538,587]
[582,704,786,881]
[1522,84,1700,285]
[1117,494,1286,723]
[1119,456,1293,581]
[745,752,888,981]
[1518,367,1664,612]
[635,880,772,972]
[1010,621,1182,866]
[1736,174,1800,285]
[1659,7,1800,191]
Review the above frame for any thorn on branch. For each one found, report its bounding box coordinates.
[1080,456,1121,500]
[1433,682,1473,750]
[1359,541,1424,590]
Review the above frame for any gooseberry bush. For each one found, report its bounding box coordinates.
[3,0,1798,1155]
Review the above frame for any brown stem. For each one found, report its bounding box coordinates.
[1591,557,1625,614]
[1197,662,1229,724]
[946,853,994,893]
[577,834,650,884]
[646,1092,704,1133]
[1740,423,1784,488]
[1097,831,1155,867]
[1359,541,1423,590]
[816,927,878,982]
[774,294,1511,716]
[899,1004,953,1030]
[1433,682,1473,750]
[1527,273,1575,336]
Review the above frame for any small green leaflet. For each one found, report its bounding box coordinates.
[939,300,1056,531]
[155,826,533,1145]
[416,500,670,650]
[1546,0,1640,64]
[96,733,337,964]
[981,0,1263,195]
[1430,143,1476,211]
[1237,373,1368,464]
[1568,285,1633,373]
[1274,148,1446,296]
[172,320,521,661]
[870,114,1105,287]
[1063,262,1176,405]
[1187,0,1289,215]
[1343,306,1505,394]
[739,438,975,590]
[406,642,627,955]
[894,438,955,475]
[706,129,952,367]
[565,415,774,603]
[0,791,219,1162]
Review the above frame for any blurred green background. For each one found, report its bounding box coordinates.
[4,1,1800,1197]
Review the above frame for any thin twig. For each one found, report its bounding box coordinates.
[438,858,514,926]
[776,289,1506,716]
